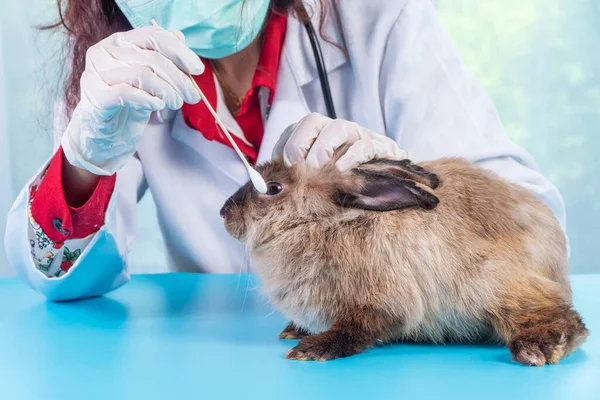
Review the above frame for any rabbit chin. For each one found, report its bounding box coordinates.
[222,214,248,241]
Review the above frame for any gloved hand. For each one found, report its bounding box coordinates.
[272,113,410,171]
[61,26,205,176]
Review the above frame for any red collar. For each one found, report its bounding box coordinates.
[253,11,288,103]
[181,12,288,162]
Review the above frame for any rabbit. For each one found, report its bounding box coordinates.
[220,144,588,365]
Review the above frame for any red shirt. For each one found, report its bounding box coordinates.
[31,12,288,243]
[182,12,287,163]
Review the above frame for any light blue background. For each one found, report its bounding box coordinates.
[1,0,598,277]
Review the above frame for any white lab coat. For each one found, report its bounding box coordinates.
[4,0,565,301]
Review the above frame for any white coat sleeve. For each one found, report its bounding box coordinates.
[381,0,566,229]
[3,102,149,301]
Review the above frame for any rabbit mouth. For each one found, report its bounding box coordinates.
[221,206,248,241]
[223,215,247,241]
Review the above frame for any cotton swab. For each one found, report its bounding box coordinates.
[151,19,267,194]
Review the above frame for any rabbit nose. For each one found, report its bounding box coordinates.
[221,186,248,217]
[220,198,235,218]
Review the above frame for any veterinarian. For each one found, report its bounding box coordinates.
[4,0,565,301]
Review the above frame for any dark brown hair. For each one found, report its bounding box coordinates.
[42,0,333,117]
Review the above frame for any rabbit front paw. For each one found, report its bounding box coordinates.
[286,339,331,361]
[279,322,312,340]
[285,326,372,361]
[286,335,363,361]
[284,308,385,361]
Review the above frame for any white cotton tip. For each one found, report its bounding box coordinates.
[248,167,267,194]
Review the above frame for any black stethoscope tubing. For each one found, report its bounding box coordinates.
[301,7,337,119]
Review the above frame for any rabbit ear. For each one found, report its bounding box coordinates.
[339,170,439,211]
[358,159,440,189]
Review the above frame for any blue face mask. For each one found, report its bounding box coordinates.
[116,0,271,59]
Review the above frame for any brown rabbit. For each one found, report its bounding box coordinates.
[220,145,588,366]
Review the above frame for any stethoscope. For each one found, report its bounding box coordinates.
[299,4,337,119]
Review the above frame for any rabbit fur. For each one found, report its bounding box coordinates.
[221,146,588,365]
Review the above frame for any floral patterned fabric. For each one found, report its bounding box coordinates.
[26,166,92,279]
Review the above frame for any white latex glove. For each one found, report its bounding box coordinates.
[272,113,410,171]
[61,26,205,176]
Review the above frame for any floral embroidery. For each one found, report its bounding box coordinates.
[27,196,40,231]
[37,254,55,273]
[25,167,90,279]
[35,231,52,250]
[60,247,82,273]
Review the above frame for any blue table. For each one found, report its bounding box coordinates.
[0,273,598,400]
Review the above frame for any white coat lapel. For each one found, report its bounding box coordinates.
[257,52,310,164]
[280,0,348,87]
[257,2,348,163]
[168,70,251,186]
[170,111,249,186]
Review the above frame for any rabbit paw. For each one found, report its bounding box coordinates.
[286,345,327,361]
[509,319,588,366]
[285,332,368,361]
[285,338,336,361]
[285,310,380,361]
[510,332,566,366]
[279,322,311,340]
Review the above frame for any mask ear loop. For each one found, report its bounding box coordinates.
[151,19,268,194]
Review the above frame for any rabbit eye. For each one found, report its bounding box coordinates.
[266,182,283,196]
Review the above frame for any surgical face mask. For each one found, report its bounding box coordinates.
[116,0,271,59]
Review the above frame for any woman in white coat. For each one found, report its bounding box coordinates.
[4,0,564,301]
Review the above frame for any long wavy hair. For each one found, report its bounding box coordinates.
[42,0,333,117]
